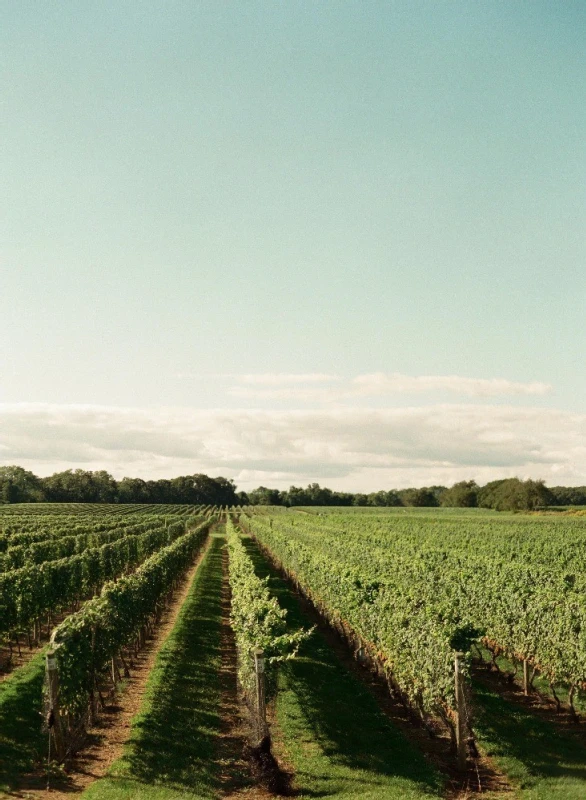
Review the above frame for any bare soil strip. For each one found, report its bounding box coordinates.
[9,536,214,800]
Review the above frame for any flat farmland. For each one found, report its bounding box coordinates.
[2,505,586,799]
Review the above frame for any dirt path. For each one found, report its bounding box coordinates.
[10,536,214,800]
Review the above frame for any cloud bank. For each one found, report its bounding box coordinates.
[0,401,583,491]
[226,372,552,402]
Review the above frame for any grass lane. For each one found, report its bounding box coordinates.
[82,533,225,800]
[473,679,586,800]
[244,536,444,800]
[0,651,46,792]
[478,646,586,715]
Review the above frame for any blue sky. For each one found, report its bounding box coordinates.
[2,2,585,489]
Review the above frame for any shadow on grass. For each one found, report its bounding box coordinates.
[473,678,586,795]
[243,538,443,798]
[0,651,46,791]
[93,536,225,799]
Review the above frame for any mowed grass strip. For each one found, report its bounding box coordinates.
[473,679,586,800]
[0,650,46,792]
[243,537,444,800]
[82,534,225,800]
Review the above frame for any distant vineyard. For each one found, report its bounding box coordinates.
[0,506,209,639]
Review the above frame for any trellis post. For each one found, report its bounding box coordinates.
[253,647,268,743]
[454,652,467,772]
[46,649,66,762]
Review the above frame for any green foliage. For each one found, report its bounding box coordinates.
[399,487,441,507]
[247,540,444,799]
[0,466,44,503]
[478,478,553,511]
[474,679,586,798]
[440,481,478,508]
[549,485,586,506]
[0,516,193,636]
[43,469,118,503]
[246,508,586,719]
[53,518,213,713]
[246,513,460,716]
[225,517,311,699]
[0,651,46,791]
[0,465,239,505]
[246,486,284,505]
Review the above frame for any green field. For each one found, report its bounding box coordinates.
[2,505,586,798]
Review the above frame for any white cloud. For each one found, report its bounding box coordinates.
[239,373,340,385]
[227,386,338,402]
[0,402,584,491]
[226,372,552,402]
[351,373,551,397]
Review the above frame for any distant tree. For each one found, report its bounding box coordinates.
[384,490,403,506]
[285,486,309,506]
[0,466,44,503]
[478,478,553,511]
[400,487,439,507]
[191,474,223,505]
[0,464,570,512]
[331,491,354,506]
[143,479,171,503]
[248,486,283,505]
[1,480,19,503]
[211,477,240,506]
[520,479,554,510]
[118,477,150,503]
[441,481,478,508]
[549,486,586,506]
[42,469,117,503]
[366,490,402,507]
[427,485,448,504]
[91,471,118,502]
[367,491,386,507]
[306,483,335,505]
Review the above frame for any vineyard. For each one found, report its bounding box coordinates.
[2,505,586,799]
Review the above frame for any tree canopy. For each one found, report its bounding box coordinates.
[0,467,239,506]
[0,466,579,511]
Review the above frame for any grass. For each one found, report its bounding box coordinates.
[473,678,586,799]
[0,649,47,792]
[82,534,225,800]
[244,537,444,799]
[479,647,586,714]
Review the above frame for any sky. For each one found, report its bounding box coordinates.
[2,1,585,491]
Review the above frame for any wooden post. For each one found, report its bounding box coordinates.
[46,650,66,762]
[253,648,268,744]
[454,652,467,772]
[523,659,529,696]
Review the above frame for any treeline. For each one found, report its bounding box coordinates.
[0,466,240,506]
[1,465,585,511]
[247,479,586,511]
